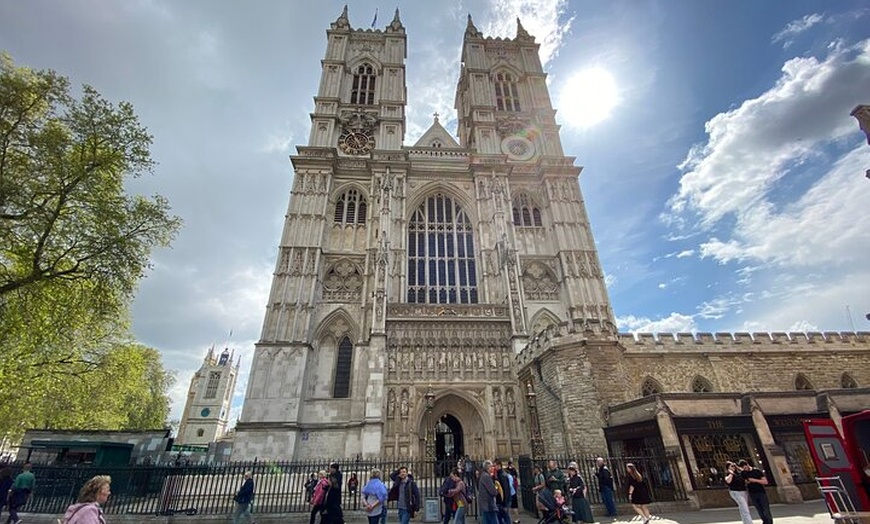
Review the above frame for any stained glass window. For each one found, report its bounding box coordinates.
[407,194,478,304]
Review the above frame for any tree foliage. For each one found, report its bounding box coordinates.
[0,53,181,439]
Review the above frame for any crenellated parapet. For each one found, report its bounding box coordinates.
[618,331,870,352]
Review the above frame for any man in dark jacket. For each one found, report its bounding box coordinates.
[493,460,512,524]
[389,466,420,524]
[232,471,255,524]
[595,457,617,517]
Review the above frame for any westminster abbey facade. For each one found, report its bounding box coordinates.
[233,7,870,509]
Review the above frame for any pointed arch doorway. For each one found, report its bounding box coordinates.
[435,414,463,476]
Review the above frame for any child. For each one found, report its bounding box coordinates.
[553,489,574,522]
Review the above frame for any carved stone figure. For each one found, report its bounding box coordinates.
[387,389,396,417]
[506,388,516,416]
[400,389,409,417]
[493,388,503,416]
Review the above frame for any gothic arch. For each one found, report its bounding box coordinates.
[690,375,714,393]
[841,372,858,388]
[347,55,383,75]
[414,391,491,456]
[405,182,478,224]
[795,373,814,391]
[313,308,360,345]
[529,308,560,338]
[489,62,524,82]
[641,376,663,397]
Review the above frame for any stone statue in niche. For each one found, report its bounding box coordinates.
[502,354,510,369]
[506,388,516,416]
[387,389,396,417]
[493,388,503,416]
[401,389,409,417]
[427,352,435,370]
[388,352,396,371]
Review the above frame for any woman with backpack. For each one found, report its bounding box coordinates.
[446,468,468,524]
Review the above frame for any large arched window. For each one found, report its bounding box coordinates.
[333,336,353,398]
[407,193,478,304]
[351,63,376,105]
[334,189,367,225]
[494,71,521,112]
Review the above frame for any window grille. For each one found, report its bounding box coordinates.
[333,336,353,398]
[204,371,221,399]
[407,194,478,304]
[334,189,367,225]
[494,71,521,111]
[351,63,376,105]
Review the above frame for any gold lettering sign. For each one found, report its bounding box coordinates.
[707,420,725,429]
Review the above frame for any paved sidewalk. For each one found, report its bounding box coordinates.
[512,500,835,524]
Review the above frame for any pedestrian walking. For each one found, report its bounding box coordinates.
[231,471,255,524]
[362,469,388,524]
[626,463,653,524]
[595,457,617,518]
[6,462,35,524]
[61,475,111,524]
[740,460,773,524]
[725,461,753,524]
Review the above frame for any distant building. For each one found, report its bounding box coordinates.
[176,347,239,447]
[17,429,171,465]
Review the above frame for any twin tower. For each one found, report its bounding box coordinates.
[232,7,614,461]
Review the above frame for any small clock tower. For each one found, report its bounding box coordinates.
[176,346,239,446]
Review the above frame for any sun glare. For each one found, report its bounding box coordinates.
[559,68,619,129]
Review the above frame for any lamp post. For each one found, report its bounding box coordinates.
[525,382,545,460]
[425,385,436,461]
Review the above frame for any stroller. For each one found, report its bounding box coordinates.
[537,488,574,524]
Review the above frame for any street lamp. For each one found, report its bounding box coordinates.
[525,382,545,460]
[425,385,436,461]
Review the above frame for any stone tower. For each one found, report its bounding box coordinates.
[233,9,614,461]
[177,346,239,446]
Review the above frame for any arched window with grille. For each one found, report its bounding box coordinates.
[351,63,376,105]
[795,373,814,391]
[841,373,858,389]
[407,193,478,304]
[641,376,663,397]
[196,429,205,437]
[333,336,353,398]
[494,71,521,111]
[512,193,543,227]
[334,189,367,225]
[691,375,714,393]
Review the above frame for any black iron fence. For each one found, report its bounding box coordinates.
[517,454,688,513]
[3,454,685,517]
[4,458,479,517]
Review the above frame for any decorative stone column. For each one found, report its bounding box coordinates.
[748,400,803,503]
[652,397,698,509]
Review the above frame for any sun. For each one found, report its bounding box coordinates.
[558,67,619,129]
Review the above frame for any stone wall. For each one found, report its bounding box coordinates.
[516,324,870,456]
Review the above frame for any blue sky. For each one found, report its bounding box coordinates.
[1,1,869,421]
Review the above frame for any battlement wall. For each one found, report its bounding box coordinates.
[620,331,870,350]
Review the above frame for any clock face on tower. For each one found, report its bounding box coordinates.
[338,128,375,155]
[200,407,211,417]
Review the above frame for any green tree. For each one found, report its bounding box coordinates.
[0,53,181,439]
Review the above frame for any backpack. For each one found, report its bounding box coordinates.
[494,476,505,505]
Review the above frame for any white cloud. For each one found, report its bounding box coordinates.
[675,250,694,259]
[772,13,825,48]
[617,312,697,334]
[657,283,666,289]
[484,0,573,66]
[604,273,617,288]
[668,40,870,270]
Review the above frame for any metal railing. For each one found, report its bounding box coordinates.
[3,454,686,517]
[517,454,688,512]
